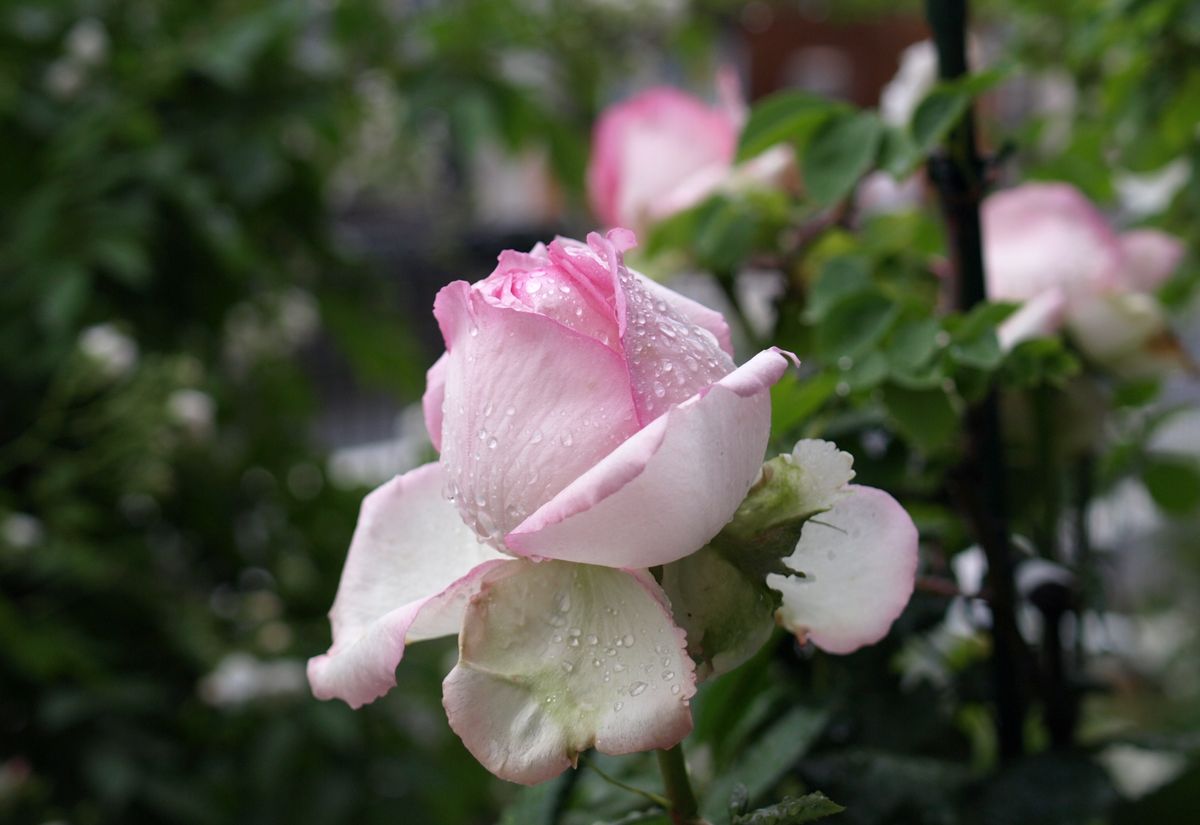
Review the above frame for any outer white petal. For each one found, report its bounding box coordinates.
[307,463,508,709]
[443,560,696,785]
[768,485,919,654]
[997,288,1068,351]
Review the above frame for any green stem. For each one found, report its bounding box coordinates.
[924,0,1027,761]
[585,758,671,809]
[656,745,704,825]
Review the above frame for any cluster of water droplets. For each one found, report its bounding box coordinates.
[617,269,735,421]
[539,586,689,716]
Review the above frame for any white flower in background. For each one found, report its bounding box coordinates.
[79,323,138,378]
[2,513,45,549]
[1116,159,1192,219]
[199,653,307,707]
[65,18,109,66]
[880,41,940,128]
[167,389,217,439]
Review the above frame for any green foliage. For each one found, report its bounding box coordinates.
[732,792,844,825]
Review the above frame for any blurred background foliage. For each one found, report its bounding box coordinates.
[2,1,1198,824]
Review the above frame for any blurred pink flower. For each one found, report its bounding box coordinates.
[587,80,791,232]
[983,182,1184,368]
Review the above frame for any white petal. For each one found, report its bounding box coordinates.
[443,561,696,785]
[769,485,919,654]
[307,463,508,708]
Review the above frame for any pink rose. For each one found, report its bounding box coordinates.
[982,182,1184,367]
[587,82,791,233]
[309,229,793,783]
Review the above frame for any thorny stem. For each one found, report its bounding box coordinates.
[925,0,1028,761]
[656,744,705,825]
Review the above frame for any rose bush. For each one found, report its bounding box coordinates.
[308,229,918,785]
[587,83,791,233]
[984,182,1185,372]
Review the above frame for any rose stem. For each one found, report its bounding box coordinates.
[655,744,704,825]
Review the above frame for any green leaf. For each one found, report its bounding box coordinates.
[802,111,884,206]
[883,384,959,453]
[877,125,920,178]
[910,87,971,157]
[771,372,838,437]
[887,317,941,371]
[1143,457,1200,515]
[840,350,888,391]
[737,92,835,161]
[732,792,844,825]
[498,771,575,825]
[816,291,899,359]
[910,68,1012,158]
[695,197,761,272]
[702,707,830,824]
[806,256,872,322]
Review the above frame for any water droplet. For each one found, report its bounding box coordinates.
[530,430,544,444]
[505,406,516,416]
[662,670,674,680]
[592,658,602,667]
[562,661,574,673]
[586,634,598,645]
[652,381,666,398]
[661,657,671,667]
[622,634,635,647]
[469,326,479,337]
[526,279,542,294]
[568,637,580,647]
[559,285,570,294]
[560,433,573,447]
[671,684,681,695]
[605,648,617,657]
[613,701,624,712]
[556,593,571,613]
[614,663,626,672]
[629,682,648,696]
[487,437,498,449]
[545,695,555,704]
[552,633,563,643]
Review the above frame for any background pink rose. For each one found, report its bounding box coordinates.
[982,182,1184,364]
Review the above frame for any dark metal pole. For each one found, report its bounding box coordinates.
[925,0,1028,761]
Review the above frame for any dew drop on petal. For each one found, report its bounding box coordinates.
[629,681,648,696]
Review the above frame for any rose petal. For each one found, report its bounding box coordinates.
[997,288,1068,351]
[443,560,696,785]
[1119,229,1185,293]
[982,182,1123,306]
[634,272,735,357]
[505,348,790,569]
[768,485,919,654]
[307,462,508,709]
[1067,292,1167,365]
[433,281,640,544]
[550,233,736,423]
[422,353,449,451]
